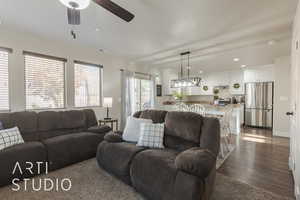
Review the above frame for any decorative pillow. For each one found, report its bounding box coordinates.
[137,123,165,148]
[0,127,24,151]
[122,116,152,142]
[0,121,3,130]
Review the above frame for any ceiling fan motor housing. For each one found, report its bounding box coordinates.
[59,0,90,10]
[68,8,81,25]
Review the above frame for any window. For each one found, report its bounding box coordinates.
[0,48,10,111]
[133,74,154,112]
[74,61,101,107]
[24,52,66,109]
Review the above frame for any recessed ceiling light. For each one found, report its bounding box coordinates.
[268,40,276,45]
[199,70,204,74]
[241,65,247,68]
[233,58,240,62]
[95,28,100,32]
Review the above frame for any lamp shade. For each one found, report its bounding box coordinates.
[103,97,113,108]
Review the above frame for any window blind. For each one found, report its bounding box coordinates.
[24,52,66,109]
[0,50,9,111]
[74,62,101,107]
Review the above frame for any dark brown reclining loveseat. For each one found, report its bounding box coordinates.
[97,110,220,200]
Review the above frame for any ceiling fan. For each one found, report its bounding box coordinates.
[59,0,135,25]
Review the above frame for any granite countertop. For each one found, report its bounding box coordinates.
[160,103,244,115]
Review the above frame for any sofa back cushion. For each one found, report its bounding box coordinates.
[83,109,98,128]
[164,111,202,151]
[0,113,13,129]
[136,110,167,124]
[38,111,62,131]
[10,111,38,141]
[61,110,86,129]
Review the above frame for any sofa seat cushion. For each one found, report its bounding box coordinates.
[38,128,87,140]
[43,132,104,171]
[0,142,47,187]
[96,141,145,184]
[130,149,179,200]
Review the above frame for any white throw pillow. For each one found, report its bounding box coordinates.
[137,123,165,148]
[122,116,152,142]
[0,127,24,151]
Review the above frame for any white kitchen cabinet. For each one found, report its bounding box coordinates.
[184,87,201,95]
[207,71,230,86]
[162,69,179,95]
[184,85,214,96]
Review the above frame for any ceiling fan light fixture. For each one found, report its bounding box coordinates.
[59,0,90,10]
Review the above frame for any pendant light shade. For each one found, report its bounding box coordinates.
[170,51,202,88]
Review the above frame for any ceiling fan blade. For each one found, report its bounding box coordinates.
[92,0,134,22]
[67,8,81,25]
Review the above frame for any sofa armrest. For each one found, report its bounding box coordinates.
[87,125,112,134]
[104,131,123,143]
[175,147,216,179]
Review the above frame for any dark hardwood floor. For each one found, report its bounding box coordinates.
[218,127,295,199]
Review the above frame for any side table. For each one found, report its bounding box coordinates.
[99,119,118,131]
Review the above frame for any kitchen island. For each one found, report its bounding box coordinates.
[157,103,244,135]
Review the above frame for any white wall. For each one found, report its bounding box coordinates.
[0,28,136,121]
[244,64,275,82]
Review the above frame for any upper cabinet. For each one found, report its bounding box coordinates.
[161,68,245,96]
[161,69,180,95]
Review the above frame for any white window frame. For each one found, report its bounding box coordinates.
[23,51,67,110]
[0,47,12,112]
[74,60,103,108]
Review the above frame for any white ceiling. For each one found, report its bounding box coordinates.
[0,0,298,71]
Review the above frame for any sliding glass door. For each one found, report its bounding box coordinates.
[134,78,153,112]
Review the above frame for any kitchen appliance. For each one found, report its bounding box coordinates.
[218,98,231,106]
[245,82,273,129]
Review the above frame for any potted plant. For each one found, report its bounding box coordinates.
[213,87,220,101]
[172,91,185,102]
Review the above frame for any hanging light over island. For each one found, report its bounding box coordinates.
[170,51,202,88]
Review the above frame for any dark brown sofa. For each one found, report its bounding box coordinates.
[97,110,220,200]
[0,109,111,187]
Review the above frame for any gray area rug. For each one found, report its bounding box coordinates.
[0,159,293,200]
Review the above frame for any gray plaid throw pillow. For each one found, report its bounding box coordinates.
[137,123,164,148]
[0,127,24,151]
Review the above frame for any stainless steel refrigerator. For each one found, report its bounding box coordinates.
[245,82,273,129]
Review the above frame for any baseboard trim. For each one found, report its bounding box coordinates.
[273,130,290,138]
[296,185,300,200]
